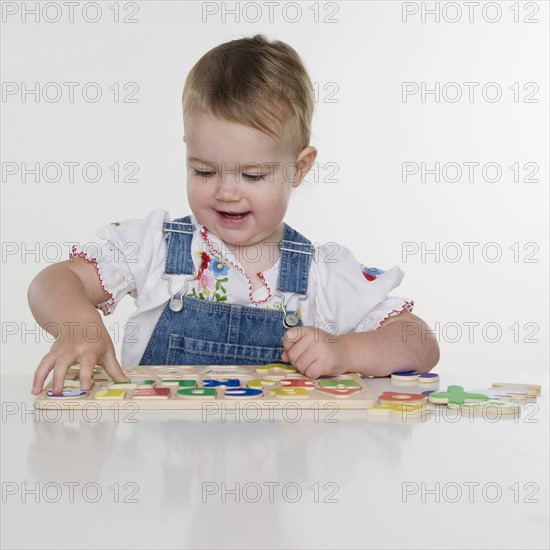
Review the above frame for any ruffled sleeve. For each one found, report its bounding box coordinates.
[68,209,170,316]
[310,243,414,334]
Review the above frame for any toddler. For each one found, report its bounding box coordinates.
[29,34,439,395]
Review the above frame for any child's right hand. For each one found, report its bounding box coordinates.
[31,317,129,395]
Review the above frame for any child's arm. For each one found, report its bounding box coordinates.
[281,311,439,379]
[28,257,129,395]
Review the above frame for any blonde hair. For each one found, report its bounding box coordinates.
[182,34,314,158]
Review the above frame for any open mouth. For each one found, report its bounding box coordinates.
[217,210,250,220]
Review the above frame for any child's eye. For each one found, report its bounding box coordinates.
[194,169,214,178]
[243,174,265,182]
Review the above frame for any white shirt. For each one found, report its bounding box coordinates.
[70,209,414,366]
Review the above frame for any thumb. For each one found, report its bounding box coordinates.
[283,327,302,349]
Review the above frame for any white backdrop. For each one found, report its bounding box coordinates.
[2,1,548,375]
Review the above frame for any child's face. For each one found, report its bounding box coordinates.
[184,110,306,249]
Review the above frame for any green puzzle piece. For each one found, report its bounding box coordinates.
[177,388,216,398]
[430,385,489,405]
[176,380,197,388]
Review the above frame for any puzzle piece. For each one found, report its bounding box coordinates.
[131,387,171,400]
[280,378,315,389]
[378,392,427,405]
[202,378,241,388]
[269,387,310,399]
[448,400,521,415]
[492,383,541,397]
[256,364,297,374]
[391,371,440,383]
[46,388,88,399]
[470,388,532,402]
[318,378,361,389]
[224,388,264,399]
[95,389,127,400]
[247,379,278,389]
[176,388,217,400]
[161,379,197,388]
[62,379,94,389]
[315,387,364,398]
[315,377,364,397]
[428,386,489,405]
[133,379,157,386]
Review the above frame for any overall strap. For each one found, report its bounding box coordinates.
[276,223,314,295]
[162,215,195,275]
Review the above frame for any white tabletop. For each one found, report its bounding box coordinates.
[1,372,548,550]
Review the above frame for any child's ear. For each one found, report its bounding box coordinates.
[293,146,318,187]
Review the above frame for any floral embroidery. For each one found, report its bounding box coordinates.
[210,259,229,277]
[360,263,384,281]
[110,222,121,227]
[196,251,211,280]
[189,251,229,302]
[199,226,272,305]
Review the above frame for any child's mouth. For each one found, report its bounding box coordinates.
[216,210,250,222]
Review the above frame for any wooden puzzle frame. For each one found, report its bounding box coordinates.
[34,365,377,410]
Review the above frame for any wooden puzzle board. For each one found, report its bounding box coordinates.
[34,365,377,410]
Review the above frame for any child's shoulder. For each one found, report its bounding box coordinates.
[97,209,201,244]
[310,239,403,286]
[307,241,363,286]
[99,208,172,233]
[311,240,360,270]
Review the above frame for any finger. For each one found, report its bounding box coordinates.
[286,348,309,374]
[303,358,327,380]
[77,356,97,391]
[282,326,305,348]
[102,352,129,382]
[282,338,294,353]
[32,354,56,394]
[51,357,74,394]
[282,328,308,358]
[293,348,319,378]
[285,333,314,368]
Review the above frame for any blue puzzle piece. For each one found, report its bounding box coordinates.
[202,378,241,388]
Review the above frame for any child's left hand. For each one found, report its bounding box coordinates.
[281,326,350,379]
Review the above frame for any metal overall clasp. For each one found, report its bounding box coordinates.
[274,288,308,328]
[161,270,196,312]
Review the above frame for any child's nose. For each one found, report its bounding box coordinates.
[215,173,242,200]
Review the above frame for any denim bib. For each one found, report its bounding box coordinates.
[139,216,313,366]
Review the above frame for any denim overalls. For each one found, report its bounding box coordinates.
[139,216,314,366]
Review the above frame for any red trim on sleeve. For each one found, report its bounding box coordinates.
[378,300,415,328]
[69,245,115,316]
